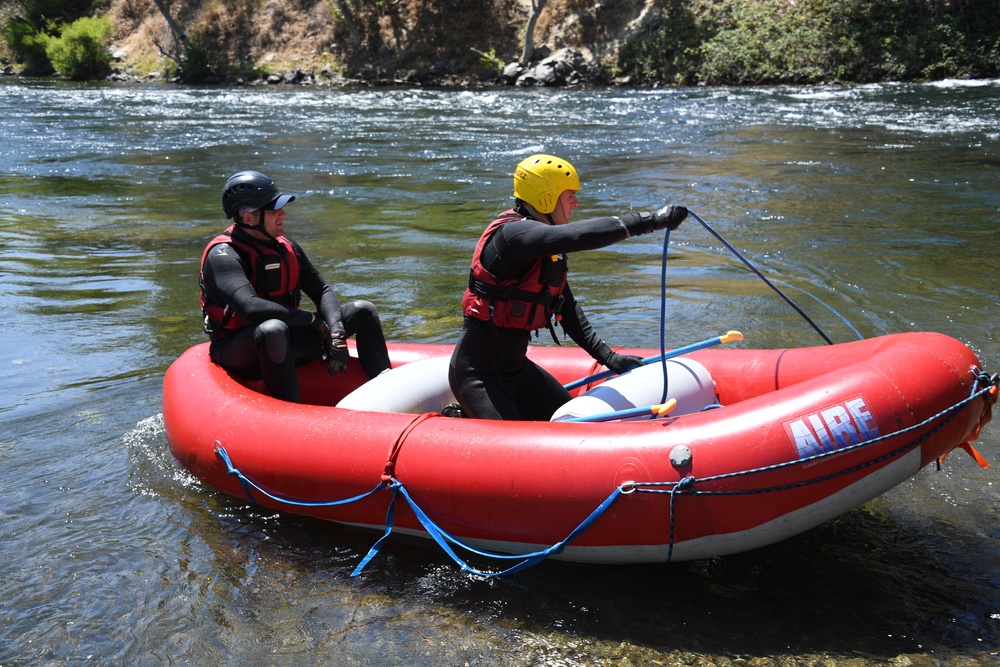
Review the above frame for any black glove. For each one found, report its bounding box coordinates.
[311,317,350,375]
[604,352,644,375]
[324,331,350,375]
[620,205,688,236]
[651,205,687,230]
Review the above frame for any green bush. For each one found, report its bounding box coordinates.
[477,48,504,74]
[697,0,832,84]
[178,32,230,83]
[618,0,1000,85]
[45,15,112,80]
[2,16,54,74]
[616,0,703,85]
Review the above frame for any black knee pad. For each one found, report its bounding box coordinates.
[254,319,291,363]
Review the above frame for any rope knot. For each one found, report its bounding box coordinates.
[980,372,999,403]
[214,442,238,475]
[381,412,436,485]
[676,475,696,491]
[975,370,994,386]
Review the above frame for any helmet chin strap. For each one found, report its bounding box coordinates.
[515,200,555,225]
[237,210,276,240]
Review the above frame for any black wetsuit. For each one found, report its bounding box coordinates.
[201,228,390,402]
[448,210,648,420]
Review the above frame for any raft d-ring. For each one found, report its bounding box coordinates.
[620,481,637,495]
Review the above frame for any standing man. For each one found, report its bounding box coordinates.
[200,170,391,402]
[448,154,687,420]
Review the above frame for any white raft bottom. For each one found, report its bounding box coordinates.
[335,355,719,423]
[336,356,456,414]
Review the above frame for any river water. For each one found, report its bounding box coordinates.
[1,78,998,666]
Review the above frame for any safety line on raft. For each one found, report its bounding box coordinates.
[351,480,625,578]
[216,444,388,508]
[648,372,998,560]
[213,372,996,577]
[651,372,995,492]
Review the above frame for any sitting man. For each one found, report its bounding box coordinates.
[200,170,391,402]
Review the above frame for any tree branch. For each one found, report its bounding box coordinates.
[520,0,548,65]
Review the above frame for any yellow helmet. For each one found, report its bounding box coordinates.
[513,154,581,214]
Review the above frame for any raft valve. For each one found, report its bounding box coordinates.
[670,445,693,468]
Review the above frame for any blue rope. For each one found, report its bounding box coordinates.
[659,228,671,405]
[646,379,992,492]
[215,444,387,507]
[351,482,625,578]
[771,278,863,341]
[215,443,625,577]
[350,484,401,576]
[667,476,695,561]
[655,213,855,403]
[689,211,834,345]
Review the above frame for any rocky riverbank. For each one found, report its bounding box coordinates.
[98,45,616,89]
[4,0,997,87]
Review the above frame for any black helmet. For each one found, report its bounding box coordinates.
[222,171,294,219]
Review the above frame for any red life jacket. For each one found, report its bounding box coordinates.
[199,225,302,336]
[462,210,567,331]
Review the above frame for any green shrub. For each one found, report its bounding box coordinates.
[478,48,504,74]
[2,16,54,74]
[697,0,831,84]
[179,32,227,83]
[45,15,112,80]
[618,0,1000,85]
[616,1,703,85]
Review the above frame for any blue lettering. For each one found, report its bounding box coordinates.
[789,419,822,458]
[786,396,879,460]
[846,398,879,440]
[822,405,860,447]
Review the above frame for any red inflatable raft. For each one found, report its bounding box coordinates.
[163,332,996,572]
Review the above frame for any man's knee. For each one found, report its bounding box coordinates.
[353,300,380,323]
[345,300,383,335]
[254,319,291,363]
